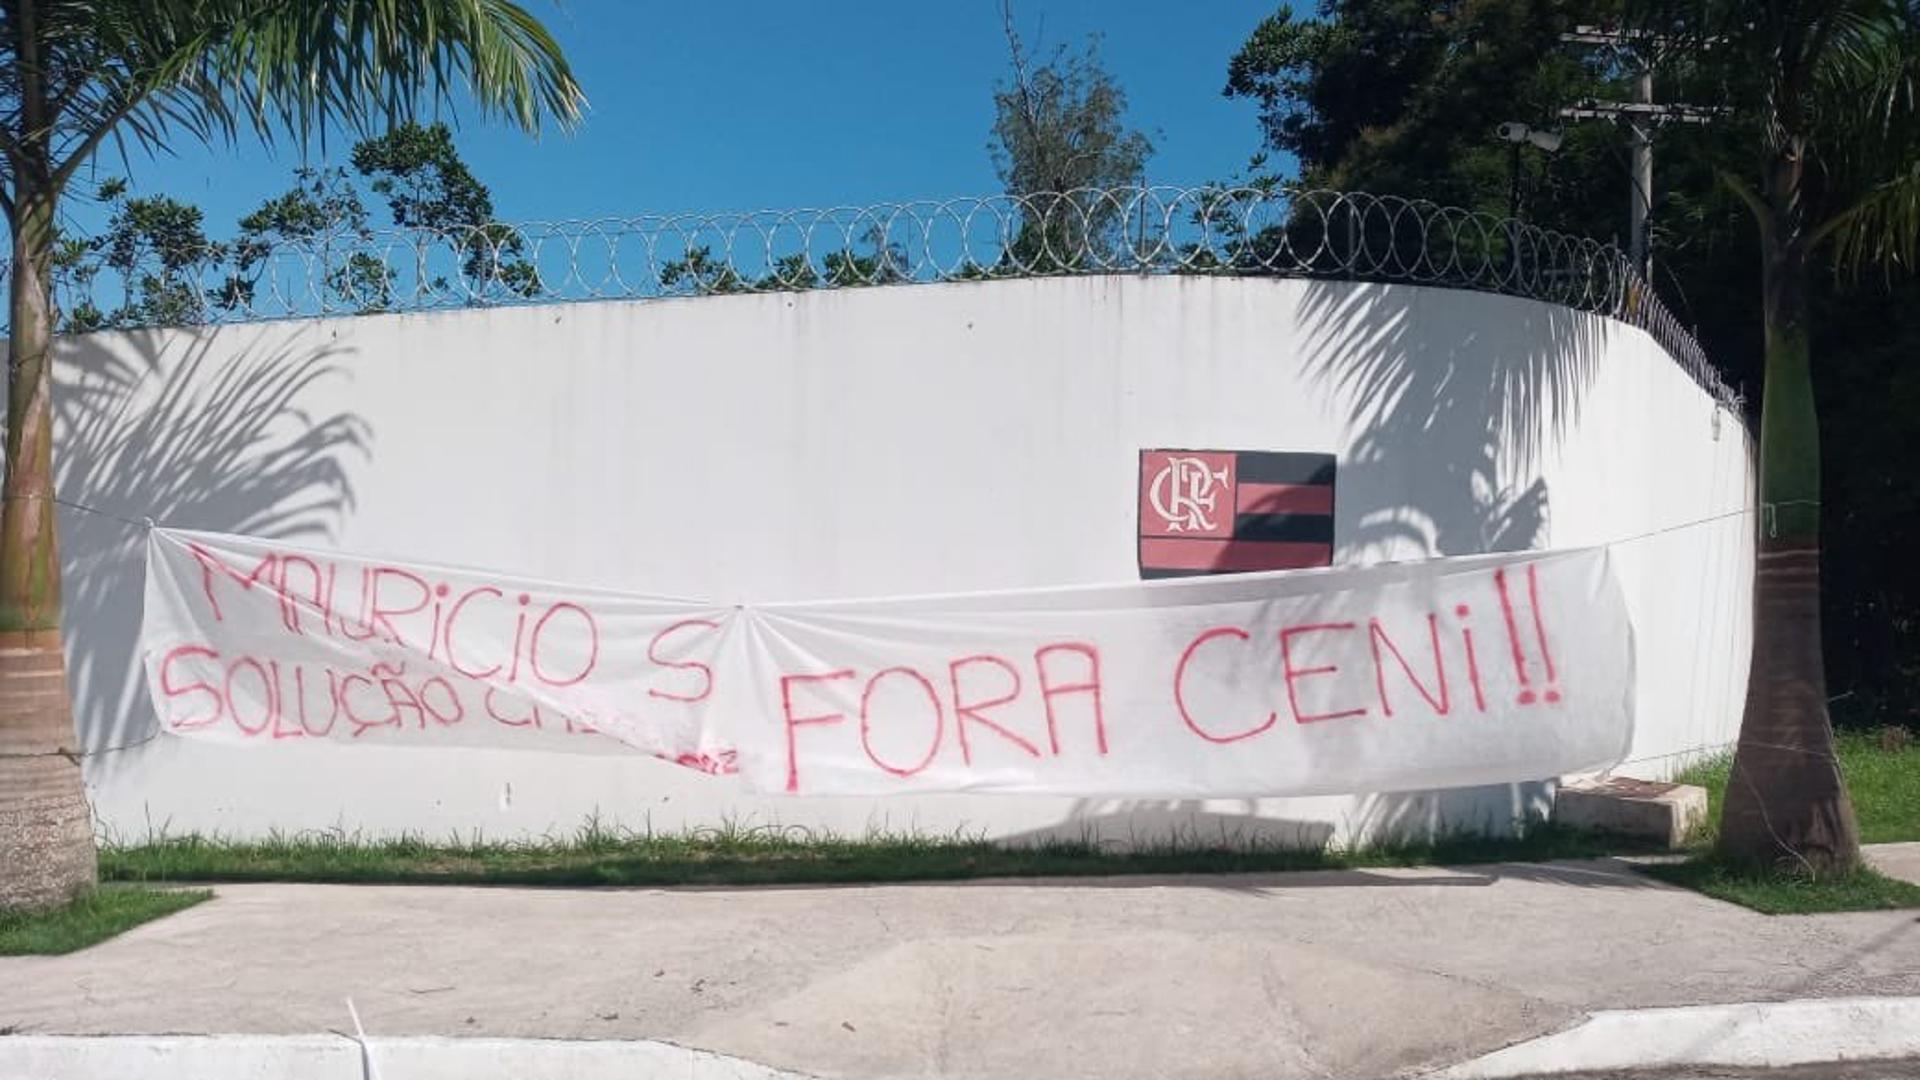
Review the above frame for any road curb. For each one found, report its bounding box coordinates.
[0,1034,811,1080]
[1433,996,1920,1077]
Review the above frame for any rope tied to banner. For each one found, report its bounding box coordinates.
[3,491,162,531]
[0,494,158,761]
[59,495,158,531]
[0,729,160,762]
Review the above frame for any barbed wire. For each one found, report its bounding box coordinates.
[3,186,1737,411]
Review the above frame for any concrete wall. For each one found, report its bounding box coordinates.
[46,275,1752,845]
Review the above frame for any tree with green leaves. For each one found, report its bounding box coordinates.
[225,165,391,314]
[56,179,222,330]
[990,0,1153,270]
[65,119,530,325]
[1226,0,1920,874]
[660,227,909,296]
[1213,2,1668,288]
[1626,0,1920,874]
[224,124,535,314]
[351,120,540,301]
[659,244,747,296]
[1223,2,1645,237]
[0,0,582,914]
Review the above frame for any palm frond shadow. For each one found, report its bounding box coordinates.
[55,327,371,760]
[1302,281,1600,561]
[1036,281,1607,849]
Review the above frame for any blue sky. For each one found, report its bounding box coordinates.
[63,1,1290,238]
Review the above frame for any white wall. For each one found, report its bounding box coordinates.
[47,275,1752,845]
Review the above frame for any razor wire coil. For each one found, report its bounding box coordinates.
[4,186,1736,410]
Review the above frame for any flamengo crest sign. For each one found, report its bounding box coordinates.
[1139,450,1336,578]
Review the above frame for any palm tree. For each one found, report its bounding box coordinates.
[1636,0,1920,873]
[0,0,581,912]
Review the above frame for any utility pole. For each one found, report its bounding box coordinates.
[1559,26,1718,280]
[1629,65,1653,275]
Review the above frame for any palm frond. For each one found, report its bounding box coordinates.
[1817,161,1920,275]
[1809,0,1917,131]
[26,0,584,189]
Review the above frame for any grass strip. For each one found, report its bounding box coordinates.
[103,820,1639,889]
[1644,856,1920,914]
[1674,729,1920,846]
[0,886,211,956]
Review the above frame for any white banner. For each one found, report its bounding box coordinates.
[140,529,741,772]
[142,529,1634,796]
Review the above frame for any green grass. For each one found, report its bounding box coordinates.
[0,886,211,956]
[1655,728,1920,913]
[101,818,1642,890]
[1828,730,1920,844]
[1644,856,1920,915]
[87,730,1917,909]
[1674,728,1920,846]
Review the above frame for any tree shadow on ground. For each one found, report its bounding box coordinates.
[54,327,370,759]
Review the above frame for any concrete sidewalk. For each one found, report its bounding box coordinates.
[4,858,1919,1080]
[1867,841,1920,885]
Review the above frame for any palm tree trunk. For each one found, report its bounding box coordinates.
[1717,195,1861,875]
[0,179,96,911]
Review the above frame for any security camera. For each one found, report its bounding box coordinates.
[1497,122,1564,153]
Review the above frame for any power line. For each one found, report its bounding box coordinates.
[1558,27,1724,279]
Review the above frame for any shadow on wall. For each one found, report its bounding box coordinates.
[54,327,370,761]
[1043,281,1607,848]
[35,279,1612,848]
[1303,281,1599,561]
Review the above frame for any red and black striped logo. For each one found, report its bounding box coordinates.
[1137,449,1336,579]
